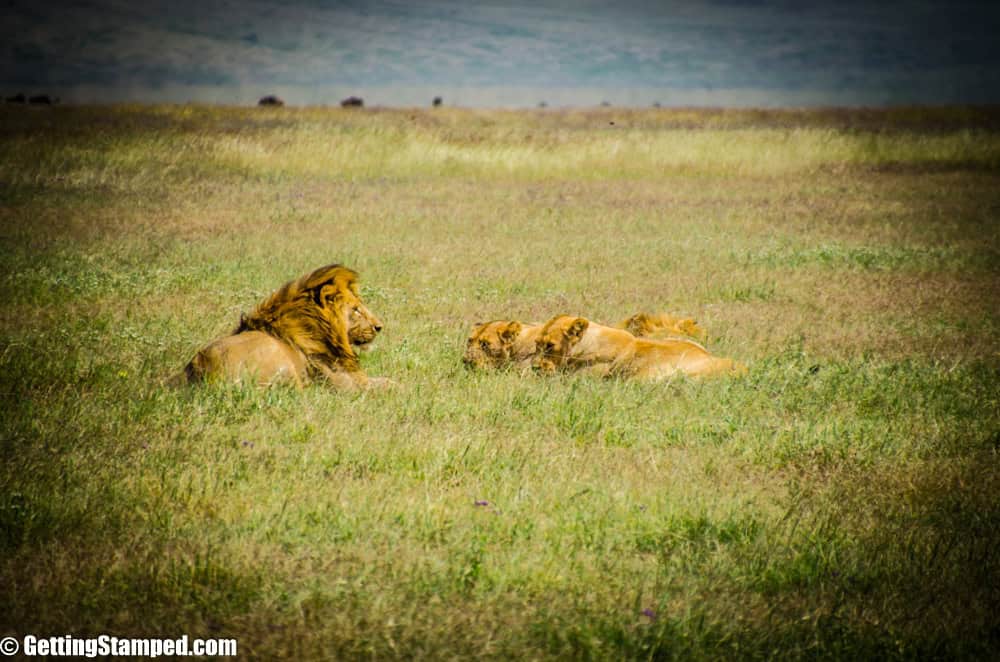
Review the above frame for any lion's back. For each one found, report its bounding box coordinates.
[185,331,307,387]
[625,337,740,379]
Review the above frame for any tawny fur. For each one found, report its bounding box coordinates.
[184,331,308,387]
[463,311,706,371]
[182,264,388,389]
[533,315,745,380]
[616,312,705,341]
[463,320,542,370]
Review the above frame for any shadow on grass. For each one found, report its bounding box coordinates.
[730,445,1000,660]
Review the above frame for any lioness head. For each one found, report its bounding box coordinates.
[621,312,704,340]
[463,320,523,369]
[675,318,704,340]
[533,315,588,373]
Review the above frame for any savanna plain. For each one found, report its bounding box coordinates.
[1,104,999,659]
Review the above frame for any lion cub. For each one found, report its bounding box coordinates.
[464,312,704,371]
[533,315,744,380]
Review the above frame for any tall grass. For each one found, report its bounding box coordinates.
[1,104,998,659]
[4,107,998,190]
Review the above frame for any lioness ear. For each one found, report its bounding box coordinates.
[568,318,589,339]
[500,321,522,343]
[621,314,640,334]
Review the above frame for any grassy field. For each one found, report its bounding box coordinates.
[1,104,999,659]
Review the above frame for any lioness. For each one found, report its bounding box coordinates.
[616,312,705,341]
[463,312,704,371]
[533,315,744,380]
[463,320,542,370]
[182,264,391,390]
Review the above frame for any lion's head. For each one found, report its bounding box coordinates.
[533,315,589,374]
[463,320,523,369]
[236,264,375,377]
[346,299,382,349]
[620,312,705,341]
[675,318,703,339]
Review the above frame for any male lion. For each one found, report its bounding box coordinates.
[463,312,704,371]
[533,315,744,380]
[181,264,391,389]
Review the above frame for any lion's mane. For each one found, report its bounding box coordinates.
[234,263,362,377]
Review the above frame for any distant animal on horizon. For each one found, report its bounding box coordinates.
[258,95,285,107]
[341,96,364,108]
[178,264,392,390]
[463,312,705,371]
[5,93,26,104]
[532,315,744,380]
[432,96,442,107]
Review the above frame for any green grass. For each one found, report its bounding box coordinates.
[1,104,999,659]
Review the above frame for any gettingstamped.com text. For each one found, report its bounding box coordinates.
[1,635,237,658]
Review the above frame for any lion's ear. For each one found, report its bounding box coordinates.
[500,321,522,343]
[621,313,644,335]
[568,318,589,340]
[317,284,341,307]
